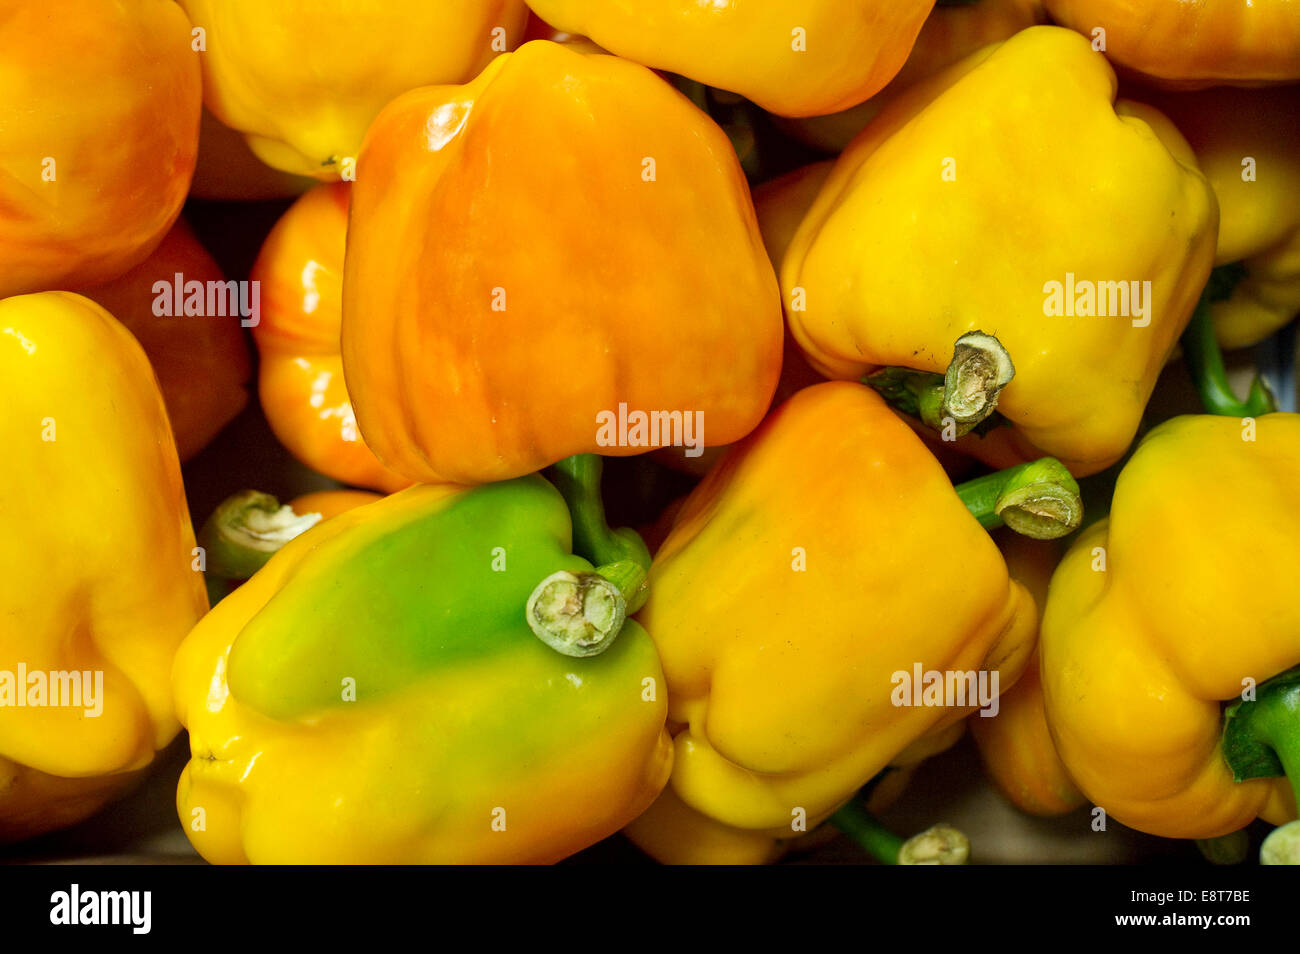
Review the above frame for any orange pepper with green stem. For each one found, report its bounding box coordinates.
[342,40,782,486]
[251,183,411,494]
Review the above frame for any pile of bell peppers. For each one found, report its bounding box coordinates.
[2,0,1299,868]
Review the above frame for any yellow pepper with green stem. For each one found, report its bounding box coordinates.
[1040,414,1300,858]
[173,462,672,863]
[782,26,1218,478]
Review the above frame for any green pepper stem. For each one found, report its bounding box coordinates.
[1181,293,1276,418]
[198,491,321,581]
[866,331,1014,437]
[1262,821,1300,865]
[944,331,1015,427]
[549,455,652,613]
[831,799,970,865]
[1221,666,1300,864]
[525,570,627,658]
[954,458,1082,540]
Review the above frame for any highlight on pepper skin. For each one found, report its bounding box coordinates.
[3,0,1300,880]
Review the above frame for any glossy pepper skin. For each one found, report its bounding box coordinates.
[177,0,528,180]
[971,533,1084,817]
[637,381,1036,833]
[251,184,410,493]
[523,1,934,118]
[343,40,782,486]
[782,26,1218,477]
[1041,414,1300,839]
[1136,85,1300,349]
[0,292,208,842]
[0,0,200,298]
[80,219,251,462]
[1045,0,1300,88]
[781,0,1048,154]
[173,478,671,864]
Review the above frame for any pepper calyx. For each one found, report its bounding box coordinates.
[526,570,628,658]
[199,490,322,581]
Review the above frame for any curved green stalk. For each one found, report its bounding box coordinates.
[1222,665,1300,865]
[1182,269,1277,418]
[866,331,1014,437]
[831,798,970,865]
[954,458,1082,540]
[548,455,652,613]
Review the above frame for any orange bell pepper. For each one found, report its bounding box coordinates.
[0,0,200,297]
[342,40,782,486]
[79,219,251,462]
[638,381,1046,835]
[251,184,411,493]
[1044,0,1300,87]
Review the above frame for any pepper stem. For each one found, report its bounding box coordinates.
[1181,270,1276,418]
[526,570,627,658]
[1221,665,1300,864]
[945,331,1015,427]
[954,458,1082,539]
[866,331,1014,437]
[548,455,652,613]
[831,799,970,865]
[198,491,321,581]
[1262,821,1300,865]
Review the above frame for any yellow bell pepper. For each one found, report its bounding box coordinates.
[970,533,1084,816]
[638,381,1053,839]
[0,291,207,841]
[782,26,1218,477]
[177,0,529,179]
[1137,85,1300,349]
[521,0,935,118]
[1040,414,1300,848]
